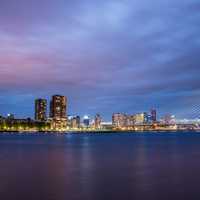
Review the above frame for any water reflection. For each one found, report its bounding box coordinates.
[0,133,200,200]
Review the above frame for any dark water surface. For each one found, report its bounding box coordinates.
[1,132,200,200]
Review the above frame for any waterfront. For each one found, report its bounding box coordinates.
[1,132,200,200]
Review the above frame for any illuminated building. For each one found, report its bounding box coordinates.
[68,116,80,129]
[101,122,113,130]
[83,115,90,127]
[35,99,47,121]
[50,95,67,130]
[50,95,67,119]
[126,115,135,126]
[0,116,51,131]
[134,113,145,125]
[146,113,152,124]
[94,114,102,129]
[112,113,127,127]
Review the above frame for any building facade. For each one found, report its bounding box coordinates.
[134,113,146,125]
[151,109,157,122]
[68,115,80,129]
[50,95,67,130]
[50,95,67,119]
[112,113,127,128]
[35,99,47,121]
[83,115,90,128]
[94,114,102,129]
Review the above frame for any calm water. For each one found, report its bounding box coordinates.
[1,132,200,200]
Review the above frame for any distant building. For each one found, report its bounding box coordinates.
[112,113,127,127]
[35,99,47,121]
[7,113,15,120]
[83,115,90,127]
[68,115,80,129]
[126,115,135,126]
[50,95,67,130]
[134,113,145,125]
[162,115,176,125]
[146,113,152,124]
[0,117,50,131]
[151,109,157,122]
[144,112,149,124]
[94,114,102,129]
[72,116,80,129]
[50,95,67,119]
[101,121,113,130]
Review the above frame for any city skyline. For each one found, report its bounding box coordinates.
[0,0,200,120]
[1,94,199,132]
[2,94,159,121]
[1,94,199,123]
[0,93,199,121]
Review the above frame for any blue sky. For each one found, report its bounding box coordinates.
[0,0,200,120]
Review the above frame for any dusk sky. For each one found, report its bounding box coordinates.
[0,0,200,120]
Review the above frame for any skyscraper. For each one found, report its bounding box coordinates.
[151,109,157,122]
[50,95,67,130]
[50,95,67,119]
[35,99,47,121]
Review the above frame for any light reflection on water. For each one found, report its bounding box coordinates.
[0,132,200,200]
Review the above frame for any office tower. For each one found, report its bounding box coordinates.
[151,109,157,122]
[112,113,127,127]
[50,95,67,130]
[35,99,47,121]
[50,95,67,119]
[94,114,102,129]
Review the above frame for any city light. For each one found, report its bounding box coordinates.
[0,95,199,133]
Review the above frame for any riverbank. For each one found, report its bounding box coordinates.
[0,129,200,134]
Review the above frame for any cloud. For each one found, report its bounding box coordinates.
[0,0,199,119]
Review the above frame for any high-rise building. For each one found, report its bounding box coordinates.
[50,95,67,130]
[151,109,157,122]
[94,114,102,129]
[50,95,67,119]
[35,99,47,121]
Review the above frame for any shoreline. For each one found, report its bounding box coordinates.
[0,129,200,134]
